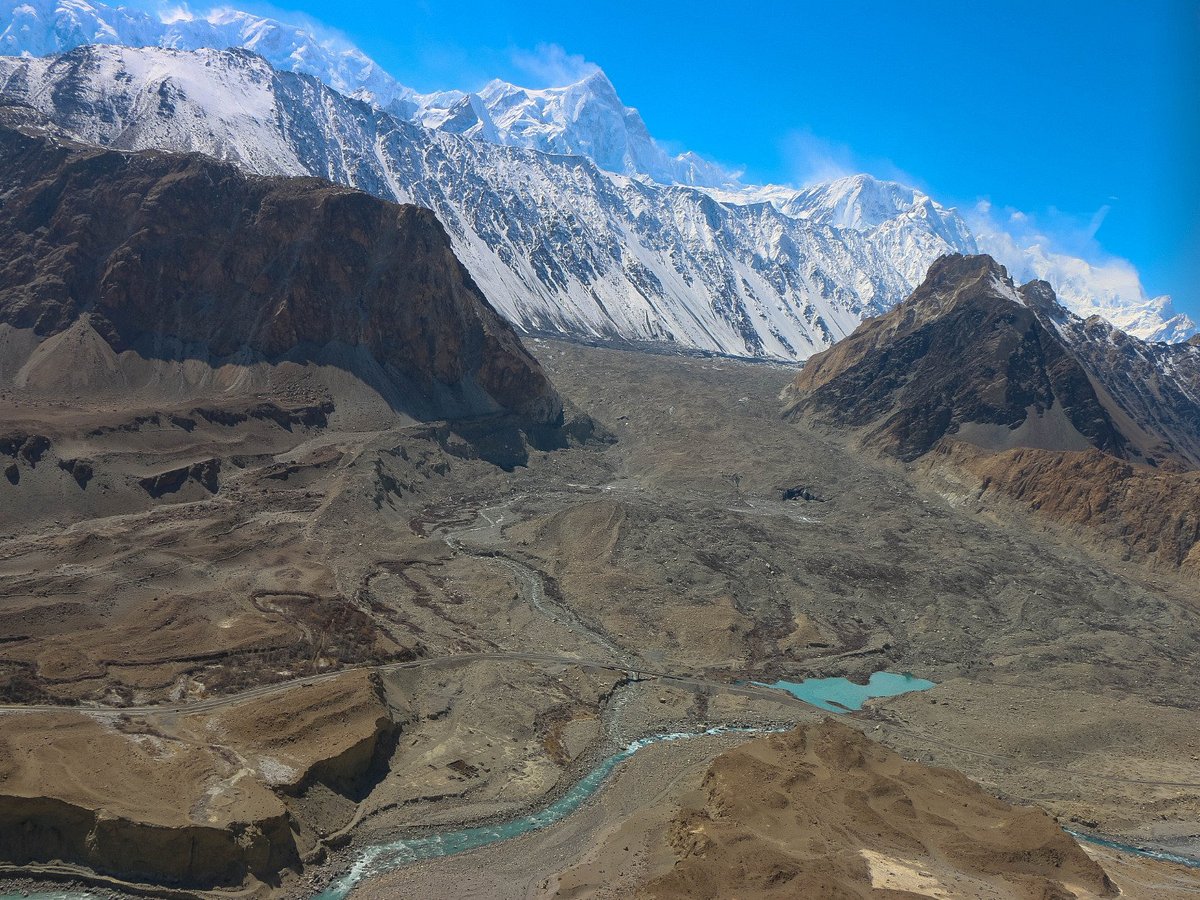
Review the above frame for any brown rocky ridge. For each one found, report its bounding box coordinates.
[783,253,1200,571]
[0,112,563,436]
[642,719,1117,900]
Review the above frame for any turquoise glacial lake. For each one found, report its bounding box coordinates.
[754,671,935,712]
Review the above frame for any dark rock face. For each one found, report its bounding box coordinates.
[784,255,1127,462]
[0,434,51,467]
[0,794,299,889]
[139,459,221,498]
[0,121,563,427]
[191,402,335,430]
[779,485,828,502]
[57,458,94,488]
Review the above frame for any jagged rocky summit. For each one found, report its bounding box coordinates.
[784,253,1200,569]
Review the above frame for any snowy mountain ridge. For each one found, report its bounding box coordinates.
[0,0,1192,346]
[0,44,966,360]
[0,0,734,187]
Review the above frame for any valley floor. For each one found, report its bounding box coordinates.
[1,340,1198,898]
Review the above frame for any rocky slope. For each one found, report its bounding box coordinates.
[784,253,1200,568]
[643,720,1116,899]
[1023,280,1200,467]
[0,114,562,429]
[0,671,395,890]
[931,442,1200,570]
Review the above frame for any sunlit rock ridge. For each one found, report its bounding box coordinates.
[1,0,1191,353]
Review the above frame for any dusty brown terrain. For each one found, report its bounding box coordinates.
[925,441,1200,571]
[1,118,1197,900]
[644,720,1115,899]
[1,337,1198,897]
[348,711,1200,900]
[0,670,386,887]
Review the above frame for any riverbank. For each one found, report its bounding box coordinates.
[316,729,745,899]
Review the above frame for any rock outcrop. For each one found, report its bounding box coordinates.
[0,795,298,888]
[0,671,398,891]
[0,710,301,889]
[785,255,1129,462]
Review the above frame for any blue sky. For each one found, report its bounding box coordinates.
[172,0,1200,314]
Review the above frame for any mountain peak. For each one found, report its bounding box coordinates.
[919,252,1010,291]
[781,174,938,232]
[490,67,618,101]
[788,252,1200,469]
[467,65,732,186]
[574,66,615,89]
[786,253,1131,461]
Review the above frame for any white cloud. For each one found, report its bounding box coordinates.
[780,128,920,188]
[965,199,1195,341]
[509,42,599,87]
[971,199,1128,264]
[158,4,194,24]
[781,128,856,185]
[968,199,1129,282]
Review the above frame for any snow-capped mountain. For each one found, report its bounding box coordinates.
[0,0,734,187]
[0,0,1191,348]
[468,71,733,187]
[775,176,1193,343]
[770,176,980,288]
[0,0,409,104]
[779,177,973,247]
[0,45,955,358]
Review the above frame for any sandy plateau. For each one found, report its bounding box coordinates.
[1,340,1198,898]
